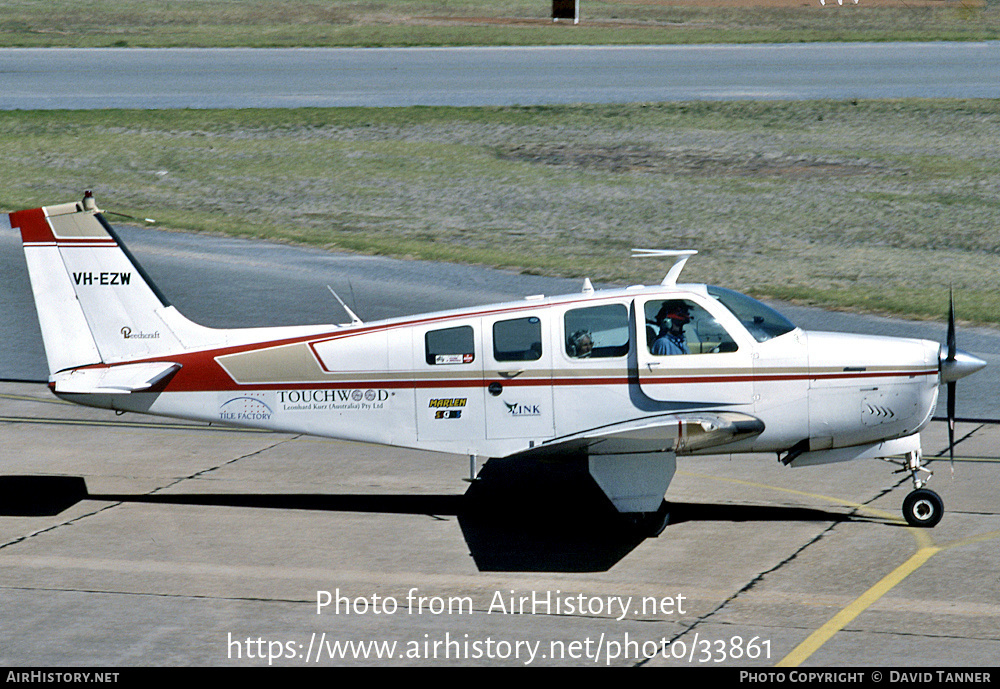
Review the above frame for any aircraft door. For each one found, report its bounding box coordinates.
[483,314,555,440]
[634,296,753,405]
[414,323,485,443]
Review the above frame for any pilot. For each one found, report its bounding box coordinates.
[567,329,594,358]
[652,300,691,355]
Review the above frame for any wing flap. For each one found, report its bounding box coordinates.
[514,411,765,460]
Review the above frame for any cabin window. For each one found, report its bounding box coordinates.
[493,317,542,362]
[564,304,629,359]
[425,325,475,365]
[644,299,739,355]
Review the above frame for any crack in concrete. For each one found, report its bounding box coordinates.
[0,435,301,551]
[637,425,988,666]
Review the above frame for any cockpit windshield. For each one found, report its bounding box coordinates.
[707,286,796,343]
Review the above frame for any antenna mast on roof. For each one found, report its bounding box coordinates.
[631,249,698,287]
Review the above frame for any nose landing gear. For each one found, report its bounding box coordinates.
[898,289,988,529]
[902,488,944,528]
[889,448,944,528]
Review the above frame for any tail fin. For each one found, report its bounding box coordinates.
[11,195,206,375]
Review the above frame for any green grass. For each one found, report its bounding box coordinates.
[1,0,998,47]
[2,100,999,324]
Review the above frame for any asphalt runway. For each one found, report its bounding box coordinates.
[2,43,1000,109]
[1,218,999,667]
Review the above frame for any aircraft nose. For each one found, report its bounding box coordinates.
[940,348,987,383]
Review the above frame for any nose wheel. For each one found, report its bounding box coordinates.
[902,488,944,528]
[887,448,945,528]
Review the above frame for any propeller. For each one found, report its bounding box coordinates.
[946,288,956,471]
[938,287,987,468]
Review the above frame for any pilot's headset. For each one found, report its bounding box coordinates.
[656,300,692,327]
[568,329,593,357]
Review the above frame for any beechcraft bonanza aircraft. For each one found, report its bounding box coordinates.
[10,194,987,528]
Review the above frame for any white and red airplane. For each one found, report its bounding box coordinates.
[10,194,986,528]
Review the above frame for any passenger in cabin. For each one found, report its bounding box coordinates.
[567,329,594,358]
[652,301,691,356]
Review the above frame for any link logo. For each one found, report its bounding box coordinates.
[504,401,541,417]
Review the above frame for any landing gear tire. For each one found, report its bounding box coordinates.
[623,501,671,537]
[902,488,943,528]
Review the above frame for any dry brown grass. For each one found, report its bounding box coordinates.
[2,102,998,323]
[1,0,997,46]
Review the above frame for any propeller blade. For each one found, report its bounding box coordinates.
[947,379,956,473]
[947,286,956,363]
[947,289,956,474]
[939,288,986,474]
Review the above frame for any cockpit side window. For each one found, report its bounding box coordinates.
[564,304,629,359]
[644,299,739,356]
[707,286,796,343]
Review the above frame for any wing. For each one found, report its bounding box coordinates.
[505,411,765,513]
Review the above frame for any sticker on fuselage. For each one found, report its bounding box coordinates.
[428,398,467,408]
[434,409,462,420]
[218,396,274,422]
[504,401,541,417]
[277,389,390,412]
[434,354,475,365]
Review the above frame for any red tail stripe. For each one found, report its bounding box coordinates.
[9,208,55,244]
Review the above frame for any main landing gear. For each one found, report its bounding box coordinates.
[890,448,944,528]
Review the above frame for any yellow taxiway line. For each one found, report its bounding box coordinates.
[679,469,1000,667]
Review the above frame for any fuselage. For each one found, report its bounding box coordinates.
[64,282,941,461]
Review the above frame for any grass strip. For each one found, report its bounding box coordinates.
[2,100,998,323]
[1,0,998,47]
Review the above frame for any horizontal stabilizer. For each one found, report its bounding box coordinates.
[51,362,181,395]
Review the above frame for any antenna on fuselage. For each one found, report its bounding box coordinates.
[327,285,363,326]
[631,249,698,287]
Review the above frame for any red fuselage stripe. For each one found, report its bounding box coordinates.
[144,367,937,392]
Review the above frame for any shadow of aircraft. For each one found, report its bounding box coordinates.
[0,465,864,573]
[457,455,663,572]
[0,475,89,516]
